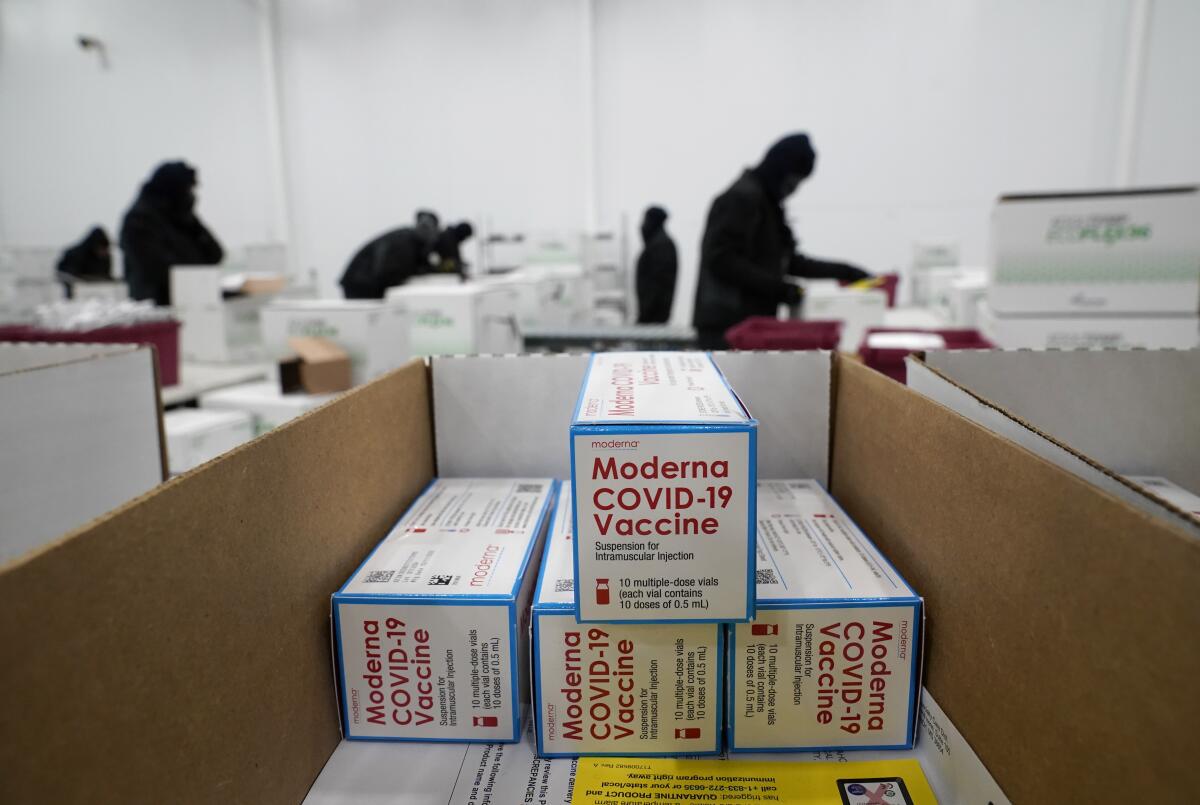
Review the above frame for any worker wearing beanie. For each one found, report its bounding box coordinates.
[693,133,870,348]
[120,161,224,306]
[636,205,678,324]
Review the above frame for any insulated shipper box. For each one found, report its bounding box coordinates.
[570,351,757,623]
[728,480,924,752]
[532,484,723,757]
[332,478,556,742]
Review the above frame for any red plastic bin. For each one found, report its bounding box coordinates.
[0,320,181,386]
[858,327,993,384]
[839,272,899,308]
[725,317,843,351]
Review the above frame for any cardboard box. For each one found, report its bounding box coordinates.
[279,336,353,394]
[570,352,757,623]
[532,484,723,757]
[163,408,254,475]
[1124,476,1200,520]
[385,282,520,356]
[989,186,1200,315]
[6,351,1199,804]
[332,477,556,742]
[977,300,1199,349]
[0,342,165,566]
[199,380,337,436]
[260,299,409,386]
[801,281,888,351]
[728,480,922,752]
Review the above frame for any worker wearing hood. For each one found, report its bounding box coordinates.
[119,161,224,306]
[692,133,870,348]
[57,227,113,297]
[635,206,678,324]
[340,210,442,299]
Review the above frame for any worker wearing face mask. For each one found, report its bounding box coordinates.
[692,133,870,349]
[120,161,224,306]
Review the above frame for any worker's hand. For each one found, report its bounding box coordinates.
[782,283,803,307]
[837,263,872,282]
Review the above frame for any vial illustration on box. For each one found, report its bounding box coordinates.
[595,578,610,605]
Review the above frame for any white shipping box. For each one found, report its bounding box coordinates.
[1124,476,1200,520]
[728,480,923,752]
[163,408,254,475]
[570,352,757,623]
[332,478,556,742]
[385,283,520,356]
[171,267,267,363]
[532,485,723,757]
[260,300,409,386]
[198,381,336,436]
[801,282,887,351]
[977,302,1199,350]
[948,274,989,327]
[989,186,1200,315]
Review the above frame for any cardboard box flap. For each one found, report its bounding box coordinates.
[0,359,434,804]
[831,356,1200,803]
[907,349,1200,540]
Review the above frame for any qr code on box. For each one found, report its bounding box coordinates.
[554,579,574,593]
[756,569,780,585]
[364,570,395,583]
[428,574,453,586]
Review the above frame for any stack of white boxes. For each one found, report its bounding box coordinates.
[170,267,270,363]
[385,282,520,356]
[260,299,409,386]
[0,247,65,323]
[983,187,1200,349]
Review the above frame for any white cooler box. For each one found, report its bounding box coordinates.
[171,267,268,363]
[385,282,519,356]
[801,281,887,351]
[199,381,337,436]
[260,300,409,386]
[977,301,1200,350]
[164,409,254,476]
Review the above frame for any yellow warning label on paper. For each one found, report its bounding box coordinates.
[572,756,937,805]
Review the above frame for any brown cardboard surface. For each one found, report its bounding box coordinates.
[830,356,1200,803]
[281,336,353,394]
[0,359,434,804]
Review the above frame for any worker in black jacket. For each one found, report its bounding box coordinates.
[433,222,474,278]
[120,161,224,306]
[340,211,441,299]
[693,133,870,348]
[636,206,678,324]
[57,227,113,297]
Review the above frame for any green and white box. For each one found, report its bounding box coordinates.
[532,484,723,757]
[571,351,757,624]
[989,186,1200,315]
[260,299,410,385]
[728,480,923,752]
[333,478,555,742]
[385,283,520,356]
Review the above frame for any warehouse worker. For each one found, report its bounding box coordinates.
[692,133,870,348]
[340,211,442,299]
[57,226,114,297]
[120,161,224,306]
[433,221,474,277]
[635,206,678,324]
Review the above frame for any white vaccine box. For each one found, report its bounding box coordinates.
[332,478,556,742]
[531,484,723,757]
[570,351,757,624]
[728,480,923,752]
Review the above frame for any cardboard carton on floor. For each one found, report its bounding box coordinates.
[163,408,254,476]
[532,484,723,757]
[332,477,556,742]
[728,480,922,752]
[260,299,409,386]
[385,282,520,356]
[989,186,1200,315]
[199,381,337,436]
[4,351,1199,804]
[570,351,757,623]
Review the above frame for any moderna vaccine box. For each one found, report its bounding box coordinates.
[570,351,757,623]
[332,478,556,742]
[532,484,723,756]
[728,480,923,752]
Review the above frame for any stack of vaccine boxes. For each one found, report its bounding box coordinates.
[532,351,757,756]
[331,477,556,742]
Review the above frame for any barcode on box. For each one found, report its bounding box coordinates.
[554,579,574,593]
[516,483,544,494]
[756,568,780,585]
[364,570,395,583]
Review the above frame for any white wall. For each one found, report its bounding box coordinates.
[0,0,284,261]
[1135,0,1200,185]
[275,0,592,294]
[593,0,1137,323]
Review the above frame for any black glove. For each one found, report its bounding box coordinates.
[836,263,871,283]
